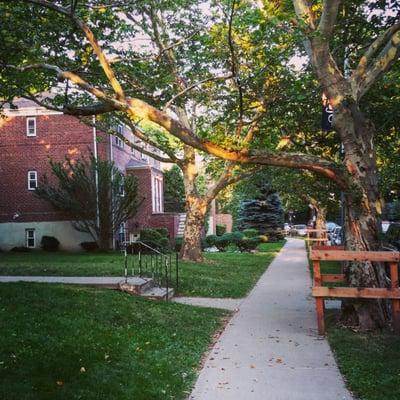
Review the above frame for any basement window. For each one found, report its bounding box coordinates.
[25,229,36,248]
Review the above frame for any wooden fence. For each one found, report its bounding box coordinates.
[310,249,400,335]
[305,229,328,250]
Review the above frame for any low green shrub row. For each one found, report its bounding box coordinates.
[174,231,269,253]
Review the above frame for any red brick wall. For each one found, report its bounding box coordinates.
[215,214,233,233]
[126,167,168,233]
[0,113,95,223]
[126,167,153,231]
[0,113,166,239]
[147,213,180,241]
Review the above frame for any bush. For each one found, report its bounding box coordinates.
[237,237,261,252]
[41,236,60,251]
[206,235,218,247]
[174,236,207,253]
[11,246,31,252]
[140,228,170,252]
[214,232,243,252]
[153,227,169,238]
[258,235,269,243]
[174,237,183,252]
[80,242,99,252]
[243,228,258,238]
[216,224,227,236]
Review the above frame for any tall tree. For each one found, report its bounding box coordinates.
[35,155,140,250]
[2,1,400,328]
[238,182,284,241]
[163,165,185,213]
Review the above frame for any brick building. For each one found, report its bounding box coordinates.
[0,99,180,250]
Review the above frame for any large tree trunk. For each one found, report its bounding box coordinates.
[315,206,326,234]
[334,101,389,330]
[179,196,207,262]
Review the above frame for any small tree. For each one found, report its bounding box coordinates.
[238,182,284,241]
[35,155,140,250]
[163,165,185,213]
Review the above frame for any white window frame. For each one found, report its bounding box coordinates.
[141,143,148,161]
[115,125,124,148]
[118,222,127,245]
[118,176,125,197]
[27,170,38,190]
[152,175,163,213]
[26,117,37,137]
[25,229,36,248]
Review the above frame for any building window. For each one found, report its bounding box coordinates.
[26,117,36,137]
[152,175,163,213]
[115,125,124,148]
[25,229,36,248]
[118,176,125,197]
[141,143,148,161]
[27,170,38,190]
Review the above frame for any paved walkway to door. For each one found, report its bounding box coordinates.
[189,238,353,400]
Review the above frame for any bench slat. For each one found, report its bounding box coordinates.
[321,274,345,283]
[311,250,400,262]
[312,286,400,299]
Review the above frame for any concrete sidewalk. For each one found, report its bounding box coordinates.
[189,239,352,400]
[0,276,148,288]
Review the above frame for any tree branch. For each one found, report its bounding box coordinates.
[82,117,176,164]
[21,0,126,101]
[121,117,182,164]
[352,22,400,99]
[317,0,341,39]
[226,0,244,136]
[164,74,233,109]
[205,162,259,203]
[292,0,317,31]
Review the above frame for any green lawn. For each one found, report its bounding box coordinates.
[308,255,400,400]
[326,311,400,400]
[179,242,284,297]
[0,241,285,298]
[0,283,228,400]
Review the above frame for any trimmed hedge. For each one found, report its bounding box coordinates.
[41,236,60,251]
[11,246,31,253]
[205,231,266,252]
[243,228,258,238]
[216,224,227,236]
[80,242,99,252]
[236,237,261,252]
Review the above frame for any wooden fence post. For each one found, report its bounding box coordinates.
[390,262,400,334]
[313,259,325,335]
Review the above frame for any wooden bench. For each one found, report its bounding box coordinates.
[310,249,400,335]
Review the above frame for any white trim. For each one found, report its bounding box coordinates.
[115,124,124,148]
[4,107,62,117]
[25,228,36,248]
[26,117,37,136]
[27,170,38,190]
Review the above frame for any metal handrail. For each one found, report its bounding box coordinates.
[121,240,179,300]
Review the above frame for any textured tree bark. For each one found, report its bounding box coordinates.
[179,196,207,262]
[315,207,326,236]
[334,102,388,330]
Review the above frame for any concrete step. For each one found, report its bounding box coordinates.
[118,276,154,295]
[177,213,186,235]
[141,286,175,301]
